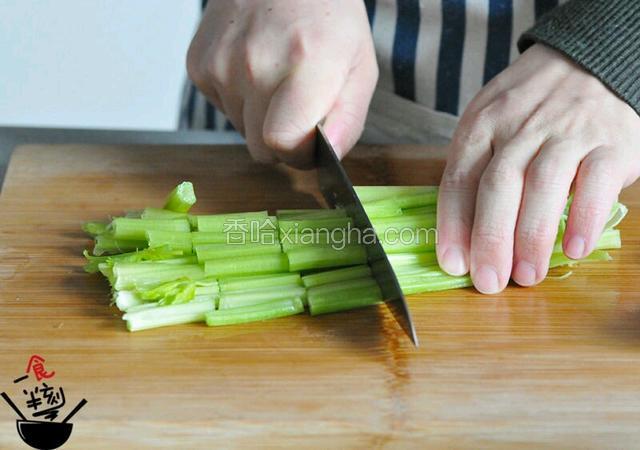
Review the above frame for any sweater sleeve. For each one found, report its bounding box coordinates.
[518,0,640,116]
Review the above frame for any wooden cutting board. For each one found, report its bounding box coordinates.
[0,144,639,449]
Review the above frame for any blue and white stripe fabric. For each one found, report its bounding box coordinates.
[180,0,564,142]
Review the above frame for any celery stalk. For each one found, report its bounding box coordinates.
[93,233,147,256]
[113,263,205,290]
[204,254,289,277]
[82,221,109,237]
[387,252,439,268]
[191,231,231,245]
[218,285,307,309]
[195,242,282,262]
[286,245,367,271]
[111,218,190,241]
[276,209,347,220]
[354,186,438,203]
[307,277,379,297]
[123,299,214,322]
[219,273,302,292]
[371,213,437,235]
[146,230,193,254]
[301,265,372,288]
[278,217,352,235]
[194,211,270,232]
[163,181,196,213]
[114,291,146,312]
[307,285,383,315]
[362,200,403,218]
[206,297,304,326]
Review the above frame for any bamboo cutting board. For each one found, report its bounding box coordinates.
[0,144,639,449]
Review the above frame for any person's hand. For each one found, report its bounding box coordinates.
[436,44,640,294]
[187,0,378,168]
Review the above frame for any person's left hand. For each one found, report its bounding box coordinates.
[436,44,640,294]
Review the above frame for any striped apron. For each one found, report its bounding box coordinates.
[180,0,563,143]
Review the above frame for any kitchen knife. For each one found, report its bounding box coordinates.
[314,124,419,346]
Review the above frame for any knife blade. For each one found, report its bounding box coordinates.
[314,124,419,346]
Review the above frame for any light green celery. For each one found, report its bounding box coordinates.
[93,233,147,256]
[138,279,197,305]
[98,263,114,284]
[114,291,146,312]
[552,229,621,254]
[204,254,289,277]
[219,273,302,292]
[218,285,307,309]
[83,246,182,273]
[286,245,367,271]
[307,285,383,315]
[371,213,437,235]
[113,263,205,290]
[206,297,304,326]
[125,300,215,332]
[387,252,439,268]
[549,250,612,269]
[122,302,161,314]
[141,207,188,220]
[605,202,628,229]
[163,181,196,213]
[195,211,270,232]
[302,265,372,288]
[381,236,435,254]
[280,229,362,252]
[401,204,437,216]
[191,231,230,245]
[82,221,109,237]
[363,192,438,216]
[354,186,438,203]
[276,209,347,220]
[307,277,378,297]
[398,273,473,294]
[278,217,352,235]
[111,218,190,241]
[362,200,403,218]
[146,230,193,254]
[155,256,198,264]
[195,242,282,262]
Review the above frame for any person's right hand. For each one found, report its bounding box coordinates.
[187,0,378,168]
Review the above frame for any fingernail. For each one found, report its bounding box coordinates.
[513,261,537,286]
[440,246,468,276]
[473,265,500,294]
[565,235,585,259]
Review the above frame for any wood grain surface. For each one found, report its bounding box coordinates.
[0,144,639,449]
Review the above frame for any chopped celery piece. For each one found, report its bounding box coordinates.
[362,200,403,219]
[549,250,612,269]
[83,246,182,273]
[219,273,302,292]
[302,265,372,288]
[114,291,146,312]
[381,237,435,254]
[388,252,438,268]
[138,279,197,305]
[164,181,196,213]
[276,209,347,220]
[195,211,270,232]
[155,255,198,264]
[204,254,289,277]
[126,300,214,331]
[113,263,205,290]
[82,221,109,237]
[141,207,188,220]
[605,202,628,230]
[355,186,438,203]
[218,285,307,309]
[146,230,193,254]
[278,216,352,235]
[286,245,367,271]
[401,204,437,216]
[195,242,282,262]
[371,213,437,235]
[308,285,383,315]
[94,233,147,256]
[398,273,473,294]
[280,229,363,252]
[206,297,304,326]
[307,277,378,297]
[111,218,190,241]
[191,231,230,245]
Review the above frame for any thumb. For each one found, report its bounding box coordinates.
[263,62,348,169]
[323,60,378,159]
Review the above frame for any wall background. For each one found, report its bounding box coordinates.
[0,1,200,130]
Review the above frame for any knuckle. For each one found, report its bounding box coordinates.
[473,226,511,252]
[526,155,566,192]
[441,165,481,193]
[480,160,521,191]
[518,222,556,250]
[263,126,301,152]
[579,155,615,182]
